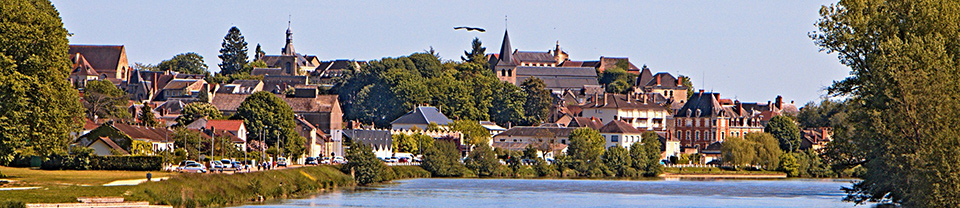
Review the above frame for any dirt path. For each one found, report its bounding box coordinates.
[102,177,169,186]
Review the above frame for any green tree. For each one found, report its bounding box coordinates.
[132,62,158,71]
[796,99,846,128]
[598,62,637,94]
[447,120,490,146]
[234,91,303,159]
[218,26,249,75]
[640,131,663,176]
[391,134,418,153]
[602,145,632,177]
[765,116,801,152]
[175,102,222,126]
[344,141,385,185]
[138,105,160,127]
[157,52,208,74]
[721,136,754,169]
[420,140,465,177]
[520,77,551,126]
[82,80,129,120]
[679,76,694,97]
[567,128,605,176]
[253,43,264,61]
[462,37,487,65]
[812,1,960,206]
[745,132,782,170]
[778,153,800,177]
[488,80,526,127]
[464,144,500,177]
[0,0,87,163]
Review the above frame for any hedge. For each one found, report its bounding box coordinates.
[40,155,162,171]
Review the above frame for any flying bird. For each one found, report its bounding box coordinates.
[454,26,486,32]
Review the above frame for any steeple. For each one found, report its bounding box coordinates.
[282,20,296,55]
[497,29,514,66]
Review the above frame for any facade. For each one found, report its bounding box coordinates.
[217,79,263,94]
[254,24,320,76]
[635,68,689,110]
[493,126,577,145]
[75,122,180,155]
[598,120,645,149]
[342,129,393,158]
[488,30,598,93]
[671,91,766,150]
[578,93,671,131]
[800,127,833,151]
[185,118,248,150]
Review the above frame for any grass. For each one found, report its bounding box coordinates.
[664,167,783,175]
[0,166,176,186]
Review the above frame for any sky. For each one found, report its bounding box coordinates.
[51,1,848,105]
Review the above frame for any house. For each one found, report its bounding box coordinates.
[68,45,131,84]
[68,53,99,88]
[493,125,577,145]
[216,79,263,94]
[479,121,507,137]
[154,78,208,101]
[254,25,320,76]
[566,117,603,130]
[672,90,766,150]
[390,106,454,130]
[295,116,343,159]
[185,118,248,146]
[261,75,308,94]
[800,127,832,151]
[578,93,672,131]
[124,70,206,103]
[598,120,644,149]
[491,142,567,160]
[309,60,363,86]
[342,129,393,158]
[566,56,641,74]
[209,92,342,136]
[635,68,689,110]
[660,135,681,160]
[86,136,129,156]
[75,122,178,155]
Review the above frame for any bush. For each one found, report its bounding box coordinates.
[90,156,162,171]
[0,200,25,208]
[515,166,537,178]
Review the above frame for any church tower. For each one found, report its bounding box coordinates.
[494,29,517,83]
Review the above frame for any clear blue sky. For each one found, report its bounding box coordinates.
[52,0,847,105]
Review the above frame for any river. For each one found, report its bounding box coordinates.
[241,178,859,208]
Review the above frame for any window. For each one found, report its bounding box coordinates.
[611,135,619,142]
[676,131,682,139]
[686,131,691,141]
[695,131,700,140]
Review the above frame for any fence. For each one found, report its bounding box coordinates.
[386,162,421,166]
[664,164,719,168]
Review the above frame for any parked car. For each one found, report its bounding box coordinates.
[179,160,199,167]
[178,163,207,173]
[321,157,332,164]
[220,159,234,169]
[210,160,225,171]
[398,157,410,163]
[332,156,346,164]
[305,157,318,165]
[231,161,244,170]
[276,157,288,167]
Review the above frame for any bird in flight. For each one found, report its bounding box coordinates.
[454,26,486,32]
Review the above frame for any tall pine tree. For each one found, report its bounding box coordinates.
[218,26,249,75]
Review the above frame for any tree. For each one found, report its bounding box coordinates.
[639,131,663,176]
[796,99,846,128]
[567,128,605,176]
[391,134,418,153]
[745,132,782,170]
[0,0,85,163]
[462,37,486,65]
[812,1,960,206]
[764,116,801,152]
[464,144,500,177]
[489,80,526,127]
[343,141,385,185]
[447,120,489,146]
[175,102,222,126]
[602,145,632,177]
[778,153,800,177]
[721,136,755,169]
[157,52,208,74]
[598,62,637,94]
[520,77,551,126]
[234,91,303,159]
[253,43,265,61]
[679,76,694,98]
[420,140,465,177]
[139,105,160,127]
[132,62,158,71]
[218,26,249,75]
[82,80,129,120]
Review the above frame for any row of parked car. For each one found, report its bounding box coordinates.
[175,158,286,173]
[304,156,346,165]
[378,156,421,163]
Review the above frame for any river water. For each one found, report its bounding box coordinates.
[242,178,859,208]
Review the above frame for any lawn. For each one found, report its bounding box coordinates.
[0,166,176,186]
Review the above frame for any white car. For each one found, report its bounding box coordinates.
[277,157,288,167]
[178,163,207,173]
[332,156,346,164]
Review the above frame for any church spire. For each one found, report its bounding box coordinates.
[498,29,514,65]
[282,18,296,55]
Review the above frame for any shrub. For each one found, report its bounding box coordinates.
[90,156,162,171]
[0,200,25,208]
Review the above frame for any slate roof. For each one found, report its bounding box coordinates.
[496,30,516,66]
[581,94,669,110]
[112,123,174,143]
[514,51,555,63]
[675,92,723,117]
[68,45,124,72]
[162,79,203,90]
[599,120,643,134]
[567,117,603,130]
[637,67,654,87]
[515,66,599,90]
[492,142,567,152]
[391,106,454,126]
[281,95,338,113]
[262,75,308,93]
[251,68,285,76]
[70,53,99,76]
[342,129,392,147]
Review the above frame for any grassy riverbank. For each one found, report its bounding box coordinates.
[663,167,784,175]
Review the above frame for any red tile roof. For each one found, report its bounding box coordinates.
[204,120,244,132]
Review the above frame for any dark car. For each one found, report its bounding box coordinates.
[305,157,318,165]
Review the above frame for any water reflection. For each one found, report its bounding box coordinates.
[242,178,859,208]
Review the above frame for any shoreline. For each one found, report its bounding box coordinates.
[660,173,787,179]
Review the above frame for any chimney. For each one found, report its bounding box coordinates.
[626,93,631,103]
[593,93,599,107]
[656,75,661,86]
[677,76,683,86]
[775,95,783,109]
[714,93,720,101]
[603,94,608,107]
